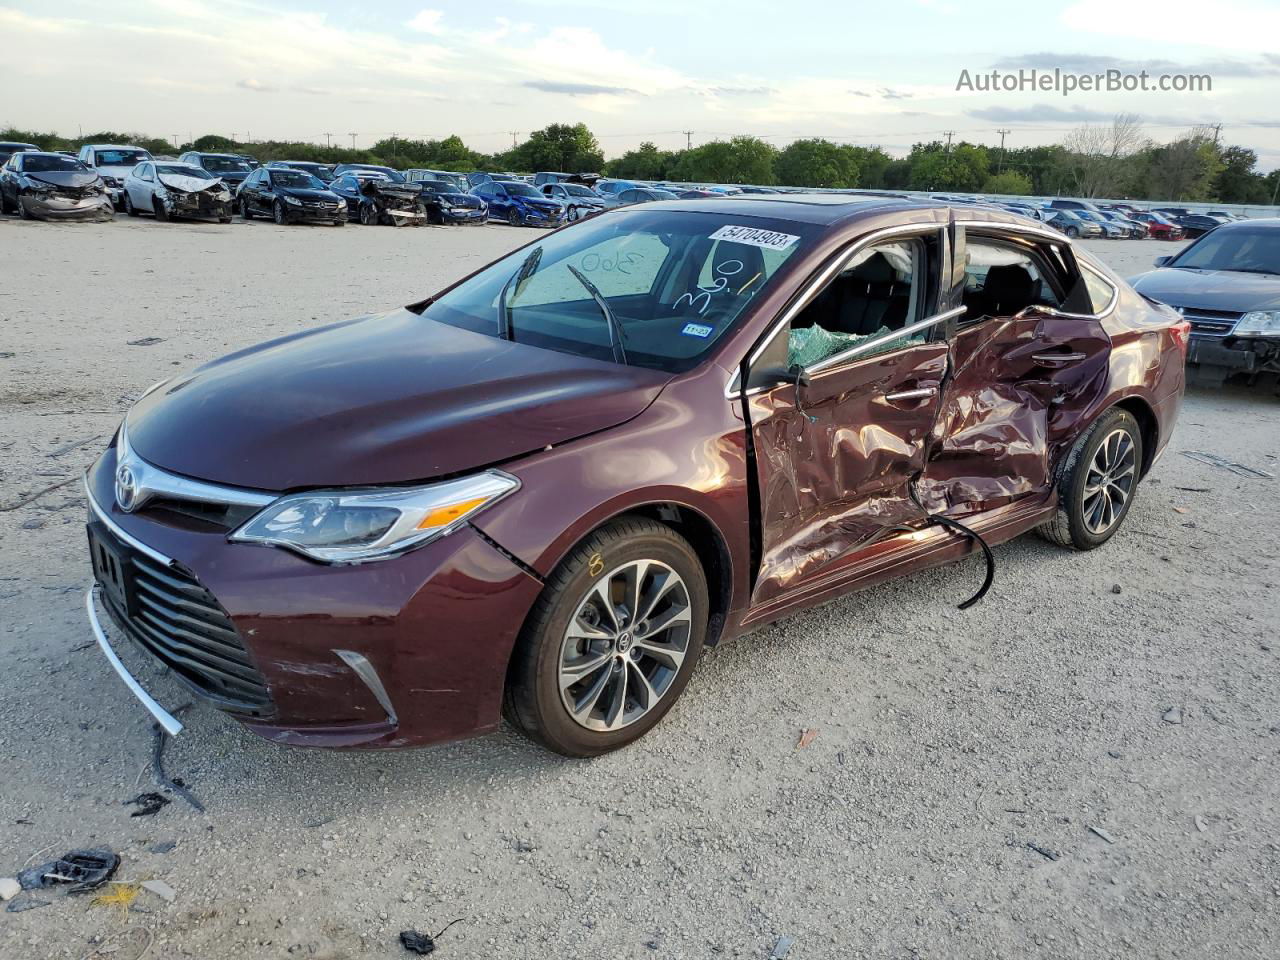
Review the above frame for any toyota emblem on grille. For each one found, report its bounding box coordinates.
[115,463,140,512]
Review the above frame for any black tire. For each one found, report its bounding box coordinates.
[359,203,377,226]
[240,198,253,220]
[504,518,709,757]
[17,194,33,220]
[124,193,139,217]
[507,208,523,227]
[568,205,580,222]
[1065,226,1080,238]
[152,197,169,222]
[1037,407,1143,551]
[273,200,288,225]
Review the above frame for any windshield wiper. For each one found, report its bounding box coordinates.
[496,247,542,340]
[566,264,628,365]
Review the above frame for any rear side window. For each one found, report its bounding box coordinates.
[1082,266,1116,314]
[961,240,1063,323]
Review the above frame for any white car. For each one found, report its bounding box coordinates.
[539,182,606,221]
[122,161,233,222]
[77,144,154,208]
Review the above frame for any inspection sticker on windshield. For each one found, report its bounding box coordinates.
[708,225,799,250]
[681,323,714,338]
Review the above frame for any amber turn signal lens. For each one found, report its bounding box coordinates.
[416,496,491,530]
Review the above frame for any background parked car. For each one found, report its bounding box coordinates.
[0,141,39,164]
[1048,198,1102,212]
[593,178,639,200]
[540,182,605,220]
[333,163,406,183]
[1170,214,1224,239]
[466,172,523,188]
[1131,211,1183,240]
[123,161,233,222]
[267,160,336,183]
[238,167,346,226]
[0,151,114,221]
[406,169,470,192]
[1045,209,1103,238]
[77,143,154,208]
[601,187,679,209]
[1096,210,1148,238]
[471,179,565,226]
[329,171,425,225]
[178,152,255,193]
[416,179,487,225]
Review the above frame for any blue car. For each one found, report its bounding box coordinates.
[471,179,566,227]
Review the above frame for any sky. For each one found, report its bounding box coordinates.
[2,0,1278,168]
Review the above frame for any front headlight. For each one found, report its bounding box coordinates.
[337,199,347,208]
[284,195,302,205]
[230,471,519,563]
[1235,310,1280,337]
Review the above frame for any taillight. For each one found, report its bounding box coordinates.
[1170,320,1191,355]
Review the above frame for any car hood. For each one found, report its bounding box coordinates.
[1128,268,1280,312]
[278,187,341,201]
[28,171,101,189]
[126,308,672,490]
[158,174,224,193]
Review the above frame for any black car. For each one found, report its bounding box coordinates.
[415,179,487,225]
[178,152,255,193]
[1169,214,1225,239]
[267,160,335,183]
[1129,218,1280,383]
[0,141,39,164]
[332,163,407,183]
[237,167,346,225]
[328,173,426,225]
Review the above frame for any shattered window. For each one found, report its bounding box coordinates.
[960,240,1062,323]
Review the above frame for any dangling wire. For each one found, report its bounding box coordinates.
[794,365,817,424]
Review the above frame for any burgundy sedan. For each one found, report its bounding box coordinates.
[85,196,1188,756]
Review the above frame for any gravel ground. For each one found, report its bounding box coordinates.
[1,218,1277,960]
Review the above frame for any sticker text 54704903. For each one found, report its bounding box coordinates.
[707,225,800,251]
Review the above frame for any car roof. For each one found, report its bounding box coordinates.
[190,152,244,159]
[1210,216,1280,229]
[0,141,39,148]
[18,151,79,159]
[84,143,145,150]
[649,193,949,226]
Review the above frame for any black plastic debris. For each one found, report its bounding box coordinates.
[125,792,171,817]
[17,849,119,893]
[127,337,166,347]
[399,919,463,955]
[6,895,52,913]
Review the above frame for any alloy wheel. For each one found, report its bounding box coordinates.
[1082,428,1137,535]
[557,559,692,732]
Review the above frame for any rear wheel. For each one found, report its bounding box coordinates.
[1038,407,1143,550]
[1,190,14,215]
[504,518,708,757]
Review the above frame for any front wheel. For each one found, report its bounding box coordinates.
[273,200,288,225]
[240,198,253,220]
[507,208,523,227]
[17,194,33,219]
[1037,407,1143,550]
[504,518,709,757]
[359,203,377,226]
[567,205,580,222]
[124,193,139,217]
[152,197,169,222]
[1065,226,1080,238]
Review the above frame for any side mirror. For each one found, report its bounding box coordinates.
[1154,256,1171,267]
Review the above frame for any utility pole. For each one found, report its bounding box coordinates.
[323,132,333,148]
[349,132,357,149]
[171,134,179,149]
[509,130,520,148]
[943,130,955,152]
[682,130,694,150]
[1210,123,1222,147]
[996,128,1011,171]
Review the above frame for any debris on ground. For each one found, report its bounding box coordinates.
[124,792,171,817]
[1110,584,1122,594]
[6,894,52,912]
[1195,815,1208,832]
[1027,842,1060,861]
[796,728,818,749]
[1181,450,1274,480]
[149,840,177,854]
[141,879,176,903]
[1088,825,1117,844]
[1163,707,1184,725]
[150,720,205,813]
[1174,486,1211,493]
[399,919,464,955]
[17,849,119,893]
[1173,506,1189,514]
[769,934,796,959]
[126,337,166,347]
[91,881,141,916]
[0,877,20,900]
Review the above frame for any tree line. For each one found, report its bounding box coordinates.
[4,116,1275,203]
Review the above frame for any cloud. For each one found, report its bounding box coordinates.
[523,80,636,96]
[708,85,775,96]
[879,88,912,100]
[236,78,278,93]
[992,51,1280,78]
[406,9,444,33]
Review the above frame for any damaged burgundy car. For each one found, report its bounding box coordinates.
[85,196,1188,756]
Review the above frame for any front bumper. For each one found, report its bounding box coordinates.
[1188,334,1280,373]
[164,193,233,220]
[25,192,115,221]
[285,201,346,222]
[441,207,487,224]
[83,448,543,748]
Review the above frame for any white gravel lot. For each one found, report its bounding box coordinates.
[1,216,1277,960]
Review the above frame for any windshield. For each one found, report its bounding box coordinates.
[562,184,595,197]
[344,165,404,182]
[425,210,812,372]
[505,182,541,198]
[649,190,679,200]
[156,164,212,179]
[1170,227,1280,275]
[95,149,150,166]
[271,170,326,189]
[24,155,88,173]
[202,156,251,173]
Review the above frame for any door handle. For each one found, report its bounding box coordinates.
[883,386,938,403]
[1031,351,1087,367]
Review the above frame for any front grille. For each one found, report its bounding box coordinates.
[1177,307,1242,338]
[104,551,271,712]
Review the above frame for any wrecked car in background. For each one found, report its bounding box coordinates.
[122,161,233,223]
[328,172,426,225]
[1130,217,1280,385]
[77,143,154,209]
[83,196,1187,758]
[0,151,114,221]
[416,178,488,225]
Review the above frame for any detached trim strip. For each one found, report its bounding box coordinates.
[85,585,185,737]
